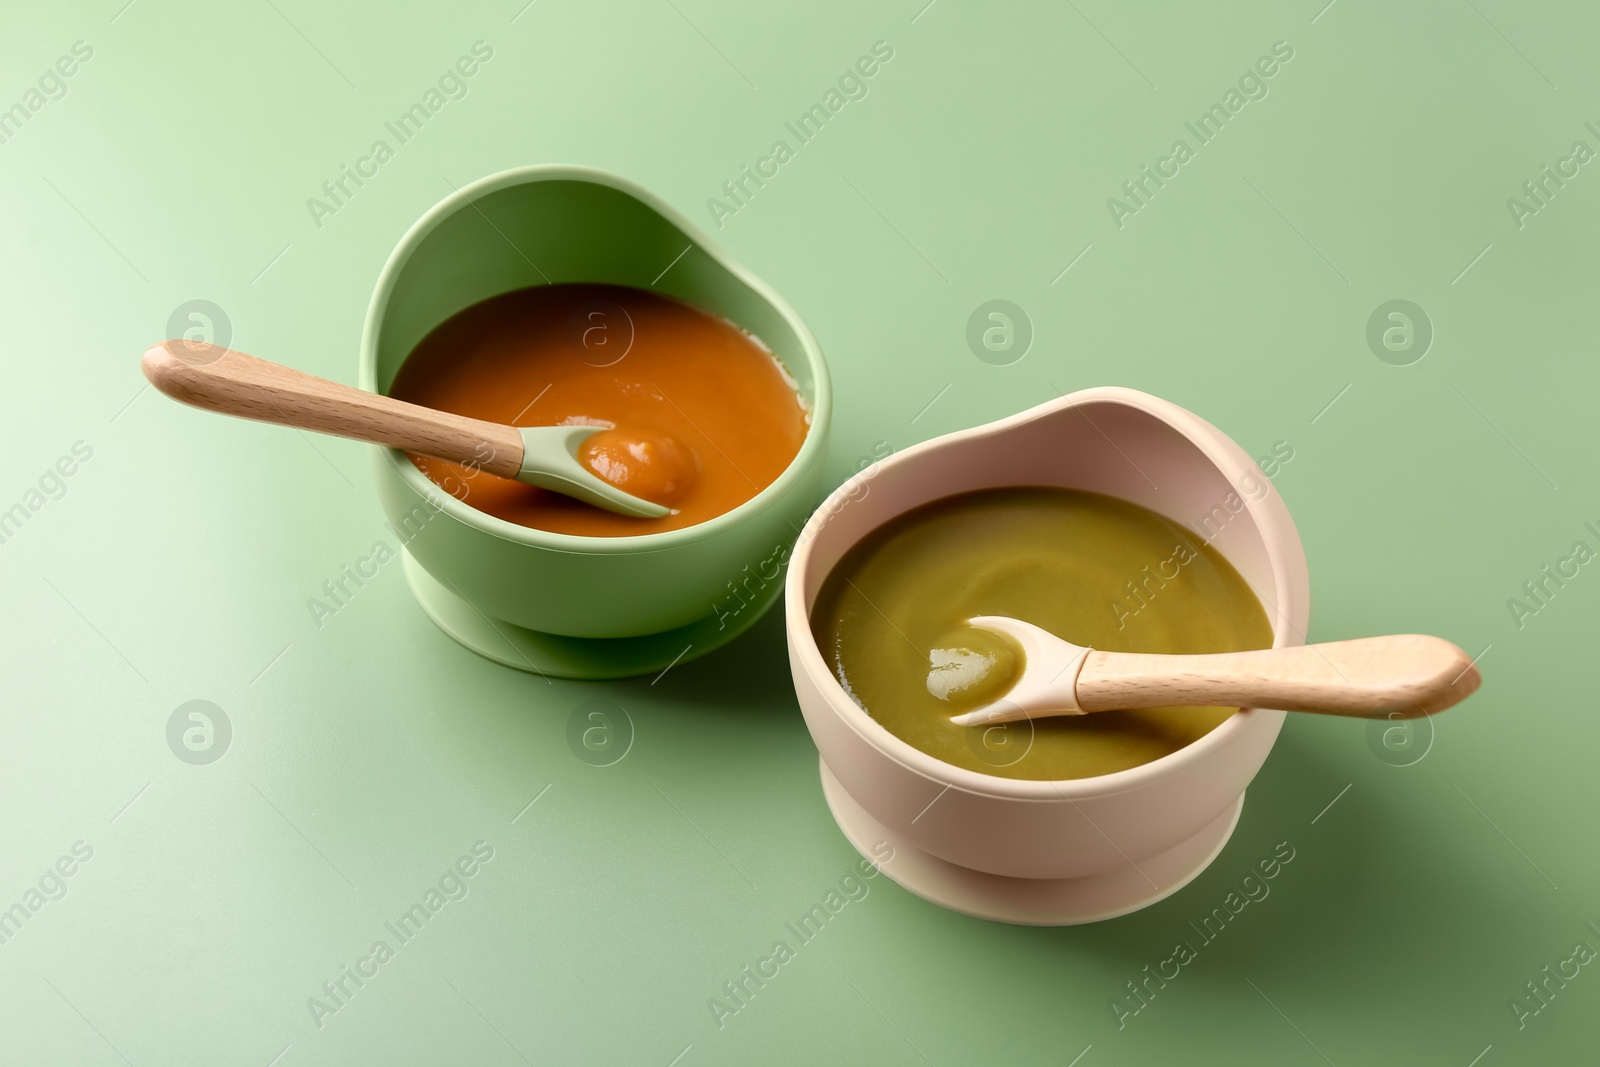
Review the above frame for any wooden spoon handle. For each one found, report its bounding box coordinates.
[142,341,524,479]
[1076,635,1480,718]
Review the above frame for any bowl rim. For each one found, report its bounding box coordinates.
[357,163,832,555]
[786,386,1306,801]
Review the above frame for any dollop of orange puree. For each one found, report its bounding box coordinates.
[576,428,696,506]
[389,283,808,537]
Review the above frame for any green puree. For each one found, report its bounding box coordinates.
[811,487,1274,781]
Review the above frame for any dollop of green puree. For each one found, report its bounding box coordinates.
[811,488,1273,781]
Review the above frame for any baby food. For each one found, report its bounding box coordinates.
[390,283,808,536]
[810,487,1274,780]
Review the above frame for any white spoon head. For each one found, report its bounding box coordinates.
[947,616,1092,727]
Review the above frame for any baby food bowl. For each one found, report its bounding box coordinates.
[362,166,830,679]
[786,388,1309,924]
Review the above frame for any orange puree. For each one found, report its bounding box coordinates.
[577,428,696,506]
[389,283,808,537]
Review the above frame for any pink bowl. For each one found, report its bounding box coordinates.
[785,387,1311,922]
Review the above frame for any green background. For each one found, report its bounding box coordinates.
[2,0,1596,1063]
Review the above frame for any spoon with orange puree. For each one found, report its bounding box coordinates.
[141,341,694,518]
[943,616,1481,726]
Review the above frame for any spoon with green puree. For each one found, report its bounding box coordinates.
[944,616,1482,726]
[141,340,695,518]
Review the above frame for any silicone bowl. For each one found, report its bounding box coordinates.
[785,387,1310,924]
[361,166,831,678]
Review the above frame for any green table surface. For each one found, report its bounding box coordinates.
[3,1,1597,1063]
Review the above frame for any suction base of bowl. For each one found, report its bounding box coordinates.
[402,549,771,679]
[819,759,1244,926]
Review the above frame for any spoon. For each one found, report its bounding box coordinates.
[947,616,1481,726]
[141,341,673,518]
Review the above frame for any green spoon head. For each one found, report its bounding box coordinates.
[515,425,671,519]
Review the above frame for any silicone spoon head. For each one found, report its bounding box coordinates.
[946,615,1093,727]
[515,425,673,519]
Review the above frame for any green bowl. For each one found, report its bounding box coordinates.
[359,166,831,679]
